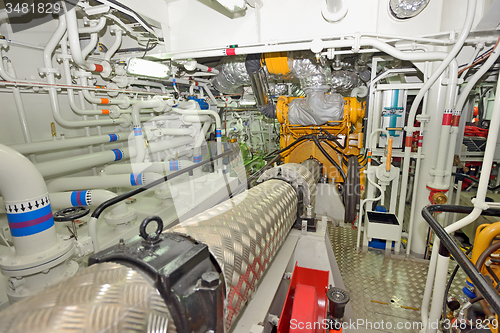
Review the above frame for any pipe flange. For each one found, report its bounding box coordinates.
[119,114,132,128]
[117,94,131,109]
[104,207,137,226]
[0,234,74,276]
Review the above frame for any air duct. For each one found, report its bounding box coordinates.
[288,86,345,125]
[245,53,277,119]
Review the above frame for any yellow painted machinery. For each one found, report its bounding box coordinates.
[276,95,365,183]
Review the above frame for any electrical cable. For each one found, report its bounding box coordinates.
[458,36,500,76]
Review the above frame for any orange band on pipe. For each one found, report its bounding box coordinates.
[94,64,104,72]
[100,98,110,104]
[101,109,110,115]
[386,137,393,171]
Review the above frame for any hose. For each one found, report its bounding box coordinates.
[453,172,500,191]
[312,136,346,181]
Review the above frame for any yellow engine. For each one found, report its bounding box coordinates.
[276,95,366,184]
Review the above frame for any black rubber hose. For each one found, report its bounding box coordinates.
[452,172,500,191]
[312,136,346,181]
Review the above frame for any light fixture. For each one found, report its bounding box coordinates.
[126,58,171,79]
[389,0,430,19]
[213,0,247,12]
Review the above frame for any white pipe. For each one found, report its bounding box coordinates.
[4,58,32,143]
[171,37,448,61]
[422,73,500,327]
[455,43,500,113]
[47,172,163,192]
[430,60,459,188]
[35,136,194,177]
[103,160,195,175]
[356,168,384,250]
[81,32,98,59]
[131,99,162,163]
[130,79,166,93]
[48,189,128,218]
[172,108,223,170]
[64,6,102,73]
[0,144,58,256]
[425,253,451,333]
[402,1,476,250]
[79,17,106,34]
[10,133,125,155]
[44,15,128,128]
[104,29,122,62]
[406,132,423,256]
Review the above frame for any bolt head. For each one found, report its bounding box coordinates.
[201,271,219,288]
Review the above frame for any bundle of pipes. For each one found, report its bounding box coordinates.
[0,160,321,332]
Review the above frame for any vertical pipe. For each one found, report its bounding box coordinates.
[0,144,58,256]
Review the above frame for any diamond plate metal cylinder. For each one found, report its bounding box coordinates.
[0,262,176,333]
[169,179,298,331]
[300,158,322,184]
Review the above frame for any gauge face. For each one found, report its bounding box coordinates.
[126,57,171,79]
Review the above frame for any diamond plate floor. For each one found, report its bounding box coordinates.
[328,224,468,332]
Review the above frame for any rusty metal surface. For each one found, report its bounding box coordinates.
[0,262,176,333]
[169,179,298,331]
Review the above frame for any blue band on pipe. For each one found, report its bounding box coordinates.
[133,127,142,137]
[130,173,143,186]
[173,79,176,86]
[7,204,54,237]
[216,130,221,138]
[169,160,179,171]
[193,155,202,163]
[112,149,123,161]
[108,134,118,142]
[70,190,89,206]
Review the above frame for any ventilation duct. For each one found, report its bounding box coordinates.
[211,55,250,94]
[389,0,430,19]
[331,70,361,94]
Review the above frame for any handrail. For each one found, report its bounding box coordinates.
[421,204,500,314]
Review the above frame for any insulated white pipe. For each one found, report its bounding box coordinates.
[47,172,163,192]
[10,133,125,155]
[0,144,58,256]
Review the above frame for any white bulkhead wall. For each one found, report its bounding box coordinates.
[115,0,494,54]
